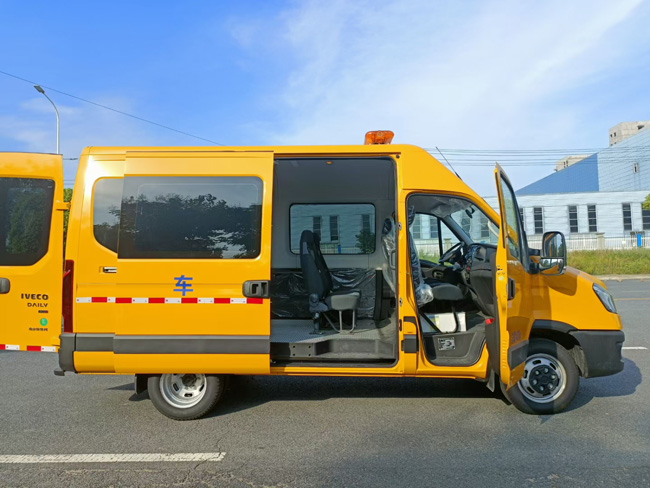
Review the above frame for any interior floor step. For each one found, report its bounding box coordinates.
[270,317,398,360]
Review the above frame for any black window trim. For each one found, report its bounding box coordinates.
[568,205,579,234]
[587,204,598,233]
[533,206,544,235]
[622,203,632,232]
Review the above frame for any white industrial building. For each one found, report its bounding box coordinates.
[483,123,650,250]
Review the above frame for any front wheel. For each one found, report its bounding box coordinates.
[148,374,225,420]
[502,339,579,415]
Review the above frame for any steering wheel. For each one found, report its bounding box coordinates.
[439,242,464,264]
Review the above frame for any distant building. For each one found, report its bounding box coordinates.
[609,121,650,146]
[484,124,650,248]
[554,154,590,172]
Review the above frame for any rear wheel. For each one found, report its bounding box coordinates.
[148,374,225,420]
[502,339,579,415]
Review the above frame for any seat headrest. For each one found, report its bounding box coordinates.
[300,230,319,255]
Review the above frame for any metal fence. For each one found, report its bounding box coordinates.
[414,235,650,255]
[526,234,650,251]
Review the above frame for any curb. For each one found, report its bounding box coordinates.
[595,275,650,281]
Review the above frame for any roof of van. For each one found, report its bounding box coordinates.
[82,143,422,156]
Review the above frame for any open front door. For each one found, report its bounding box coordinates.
[0,153,64,352]
[492,164,533,389]
[108,151,273,374]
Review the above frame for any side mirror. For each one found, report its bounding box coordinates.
[539,231,567,275]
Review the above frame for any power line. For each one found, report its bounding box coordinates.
[0,69,224,146]
[429,147,649,153]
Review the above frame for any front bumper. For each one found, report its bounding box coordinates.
[570,330,625,378]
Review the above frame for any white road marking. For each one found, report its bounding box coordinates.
[0,452,226,464]
[623,346,648,350]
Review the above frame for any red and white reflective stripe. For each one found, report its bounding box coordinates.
[0,344,56,352]
[75,297,264,305]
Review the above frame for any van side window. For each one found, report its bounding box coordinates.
[93,178,123,253]
[290,204,375,254]
[0,177,54,266]
[118,176,263,259]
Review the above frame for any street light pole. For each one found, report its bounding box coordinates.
[33,85,60,154]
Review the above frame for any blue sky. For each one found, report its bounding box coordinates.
[1,0,649,195]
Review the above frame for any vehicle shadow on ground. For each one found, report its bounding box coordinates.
[113,359,640,416]
[565,358,641,412]
[209,375,501,417]
[117,375,502,410]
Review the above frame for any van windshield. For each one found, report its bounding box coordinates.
[447,203,500,246]
[423,195,499,246]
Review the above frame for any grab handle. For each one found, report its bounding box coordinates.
[0,278,10,294]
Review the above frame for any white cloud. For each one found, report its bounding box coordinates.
[237,0,647,194]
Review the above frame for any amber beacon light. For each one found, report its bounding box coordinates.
[364,130,394,145]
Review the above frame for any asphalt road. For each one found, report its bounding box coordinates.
[1,279,648,487]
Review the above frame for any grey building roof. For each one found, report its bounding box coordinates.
[516,154,598,195]
[516,126,650,196]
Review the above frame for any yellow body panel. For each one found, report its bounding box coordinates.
[531,266,622,330]
[74,352,114,372]
[0,153,64,351]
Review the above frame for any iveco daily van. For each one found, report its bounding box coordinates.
[0,132,624,419]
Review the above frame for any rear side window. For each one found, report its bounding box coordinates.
[0,177,54,266]
[290,203,376,254]
[93,178,123,253]
[118,176,263,259]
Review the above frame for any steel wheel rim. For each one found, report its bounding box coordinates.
[159,374,207,409]
[517,353,566,403]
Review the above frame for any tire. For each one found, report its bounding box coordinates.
[501,339,579,415]
[148,374,225,420]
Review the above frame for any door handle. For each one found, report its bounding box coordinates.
[102,267,117,274]
[389,249,396,269]
[507,277,515,300]
[0,278,9,294]
[242,280,270,298]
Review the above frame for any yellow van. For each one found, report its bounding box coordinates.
[0,134,624,419]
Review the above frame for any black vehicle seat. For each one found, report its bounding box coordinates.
[300,230,360,333]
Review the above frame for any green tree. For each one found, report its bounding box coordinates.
[63,188,73,253]
[63,188,73,235]
[355,229,375,254]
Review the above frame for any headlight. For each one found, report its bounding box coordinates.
[593,283,617,313]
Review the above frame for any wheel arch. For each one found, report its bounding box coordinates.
[530,320,587,376]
